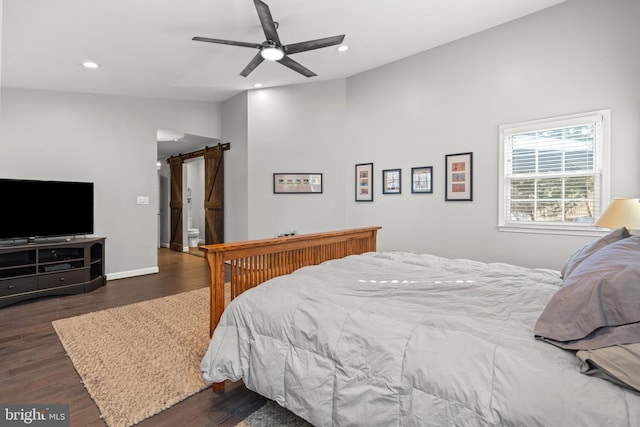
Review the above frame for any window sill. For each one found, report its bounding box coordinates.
[497,224,608,237]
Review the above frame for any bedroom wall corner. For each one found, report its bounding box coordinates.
[246,79,349,240]
[222,91,249,243]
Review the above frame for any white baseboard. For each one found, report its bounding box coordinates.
[107,267,159,281]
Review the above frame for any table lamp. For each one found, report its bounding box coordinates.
[595,198,640,231]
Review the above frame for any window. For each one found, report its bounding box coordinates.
[499,109,610,234]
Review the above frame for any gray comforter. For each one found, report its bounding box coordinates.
[200,251,640,426]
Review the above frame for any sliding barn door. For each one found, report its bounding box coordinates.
[169,157,183,252]
[204,147,224,244]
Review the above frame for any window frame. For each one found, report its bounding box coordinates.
[498,109,611,236]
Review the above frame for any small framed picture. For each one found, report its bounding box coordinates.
[273,173,322,194]
[382,169,401,194]
[355,163,373,202]
[411,166,433,194]
[445,152,473,201]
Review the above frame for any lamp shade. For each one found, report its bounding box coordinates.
[595,198,640,229]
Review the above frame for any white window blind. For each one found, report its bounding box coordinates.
[499,110,610,234]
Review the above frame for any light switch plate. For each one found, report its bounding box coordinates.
[137,196,150,205]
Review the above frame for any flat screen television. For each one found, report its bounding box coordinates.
[0,178,94,241]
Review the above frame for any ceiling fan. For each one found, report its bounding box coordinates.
[193,0,345,78]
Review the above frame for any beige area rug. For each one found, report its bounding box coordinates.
[235,401,313,427]
[52,287,212,427]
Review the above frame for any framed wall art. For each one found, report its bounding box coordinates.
[382,169,401,194]
[273,173,323,194]
[411,166,433,194]
[445,152,473,201]
[355,163,373,202]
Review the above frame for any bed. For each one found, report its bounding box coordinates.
[199,227,640,426]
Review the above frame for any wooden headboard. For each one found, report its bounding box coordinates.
[199,226,381,336]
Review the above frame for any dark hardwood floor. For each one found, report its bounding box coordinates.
[0,248,267,427]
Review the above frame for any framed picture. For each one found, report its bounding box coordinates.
[411,166,433,194]
[382,169,402,194]
[355,163,373,202]
[445,152,473,201]
[273,173,322,194]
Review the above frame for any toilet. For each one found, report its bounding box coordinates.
[187,217,200,247]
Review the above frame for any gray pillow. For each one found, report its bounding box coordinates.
[535,235,640,350]
[560,226,630,280]
[577,343,640,392]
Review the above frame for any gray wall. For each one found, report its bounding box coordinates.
[245,79,348,238]
[0,88,221,278]
[221,92,249,243]
[0,0,3,114]
[219,0,639,270]
[344,0,640,269]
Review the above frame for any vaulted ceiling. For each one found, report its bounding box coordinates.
[2,0,566,103]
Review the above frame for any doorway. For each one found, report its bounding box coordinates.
[163,143,229,253]
[184,158,205,255]
[157,129,225,252]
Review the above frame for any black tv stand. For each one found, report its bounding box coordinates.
[0,237,106,308]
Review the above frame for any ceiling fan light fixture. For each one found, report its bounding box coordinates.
[261,46,284,61]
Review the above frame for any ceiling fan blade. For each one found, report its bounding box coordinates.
[278,56,316,78]
[192,36,262,49]
[253,0,280,44]
[284,35,345,55]
[240,52,266,77]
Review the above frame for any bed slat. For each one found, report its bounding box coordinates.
[201,226,381,334]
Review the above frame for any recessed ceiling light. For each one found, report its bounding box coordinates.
[254,83,264,88]
[82,61,100,69]
[337,45,349,52]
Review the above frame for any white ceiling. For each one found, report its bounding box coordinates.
[2,0,567,104]
[157,129,220,161]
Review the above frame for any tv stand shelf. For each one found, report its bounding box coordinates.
[0,237,106,308]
